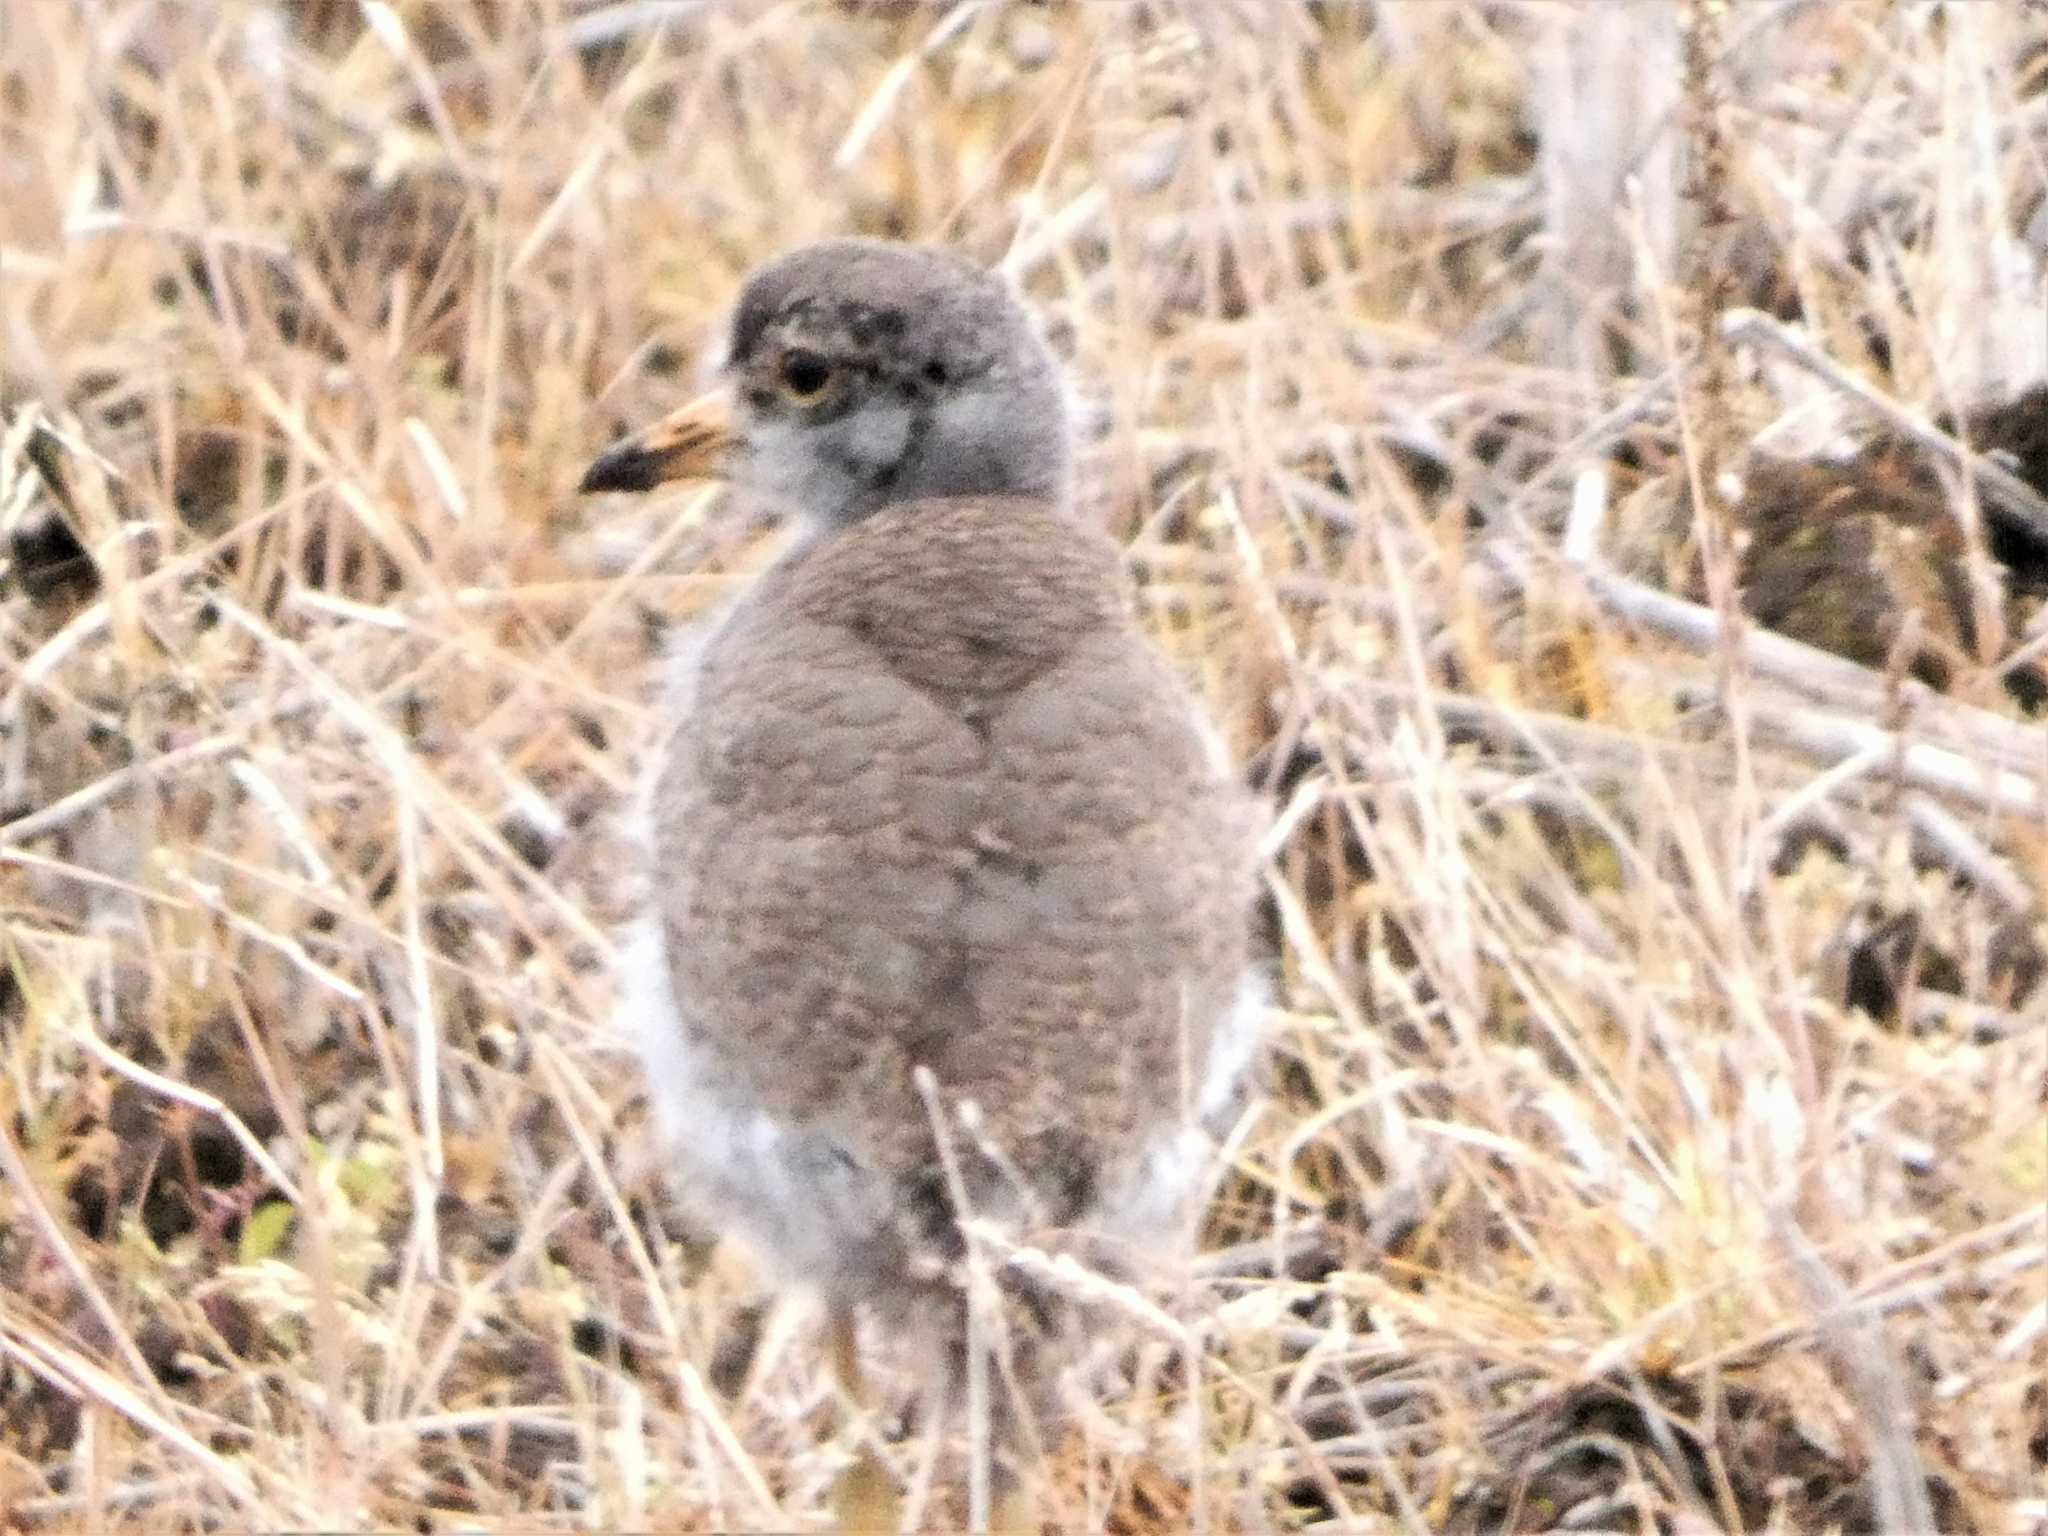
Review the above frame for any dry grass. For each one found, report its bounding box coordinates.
[2,1,2045,1532]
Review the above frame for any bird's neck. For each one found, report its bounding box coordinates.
[775,496,1127,700]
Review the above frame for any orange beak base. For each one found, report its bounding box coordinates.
[579,387,736,494]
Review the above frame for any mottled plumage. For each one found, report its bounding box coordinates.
[586,239,1261,1521]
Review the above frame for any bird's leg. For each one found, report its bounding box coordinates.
[827,1305,901,1534]
[706,1296,769,1398]
[829,1304,867,1405]
[989,1460,1039,1536]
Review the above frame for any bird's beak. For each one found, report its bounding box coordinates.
[579,386,737,494]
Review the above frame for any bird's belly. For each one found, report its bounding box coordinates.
[620,907,1263,1298]
[618,916,924,1299]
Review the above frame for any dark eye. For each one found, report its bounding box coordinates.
[779,349,832,399]
[923,358,948,387]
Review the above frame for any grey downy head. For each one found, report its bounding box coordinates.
[580,239,1072,527]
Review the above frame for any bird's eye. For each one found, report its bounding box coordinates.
[779,349,833,399]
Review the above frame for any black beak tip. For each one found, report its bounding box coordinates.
[578,445,659,495]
